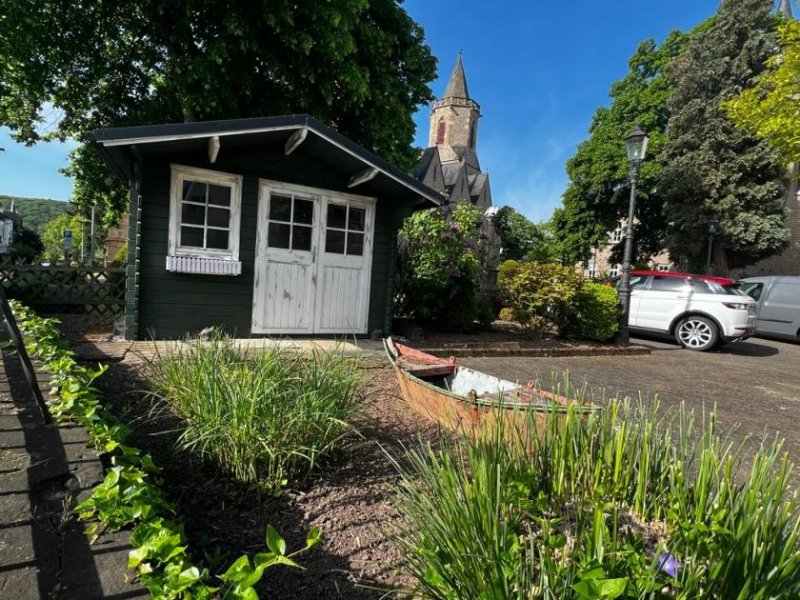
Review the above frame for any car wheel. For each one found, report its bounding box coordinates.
[675,316,719,351]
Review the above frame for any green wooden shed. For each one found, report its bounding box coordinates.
[91,115,442,340]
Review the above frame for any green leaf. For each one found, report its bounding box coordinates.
[265,524,286,556]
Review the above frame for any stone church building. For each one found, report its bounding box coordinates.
[415,53,493,210]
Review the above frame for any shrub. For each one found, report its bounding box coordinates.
[497,262,582,338]
[392,397,800,599]
[565,282,620,341]
[145,336,363,491]
[396,204,492,332]
[498,307,517,322]
[496,259,520,284]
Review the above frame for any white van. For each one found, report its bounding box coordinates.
[740,276,800,342]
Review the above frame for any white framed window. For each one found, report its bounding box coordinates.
[167,165,243,275]
[587,265,597,279]
[608,264,620,278]
[324,202,367,256]
[612,227,622,243]
[656,263,670,272]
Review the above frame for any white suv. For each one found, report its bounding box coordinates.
[613,271,757,351]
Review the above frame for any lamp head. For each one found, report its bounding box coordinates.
[625,127,649,163]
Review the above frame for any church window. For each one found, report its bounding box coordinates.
[436,118,446,145]
[469,119,477,149]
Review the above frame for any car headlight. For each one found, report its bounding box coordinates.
[722,302,749,310]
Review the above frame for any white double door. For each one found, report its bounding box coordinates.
[252,180,375,335]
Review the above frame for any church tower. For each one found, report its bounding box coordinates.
[416,53,493,210]
[428,52,481,154]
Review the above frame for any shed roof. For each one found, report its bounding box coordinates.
[91,114,444,206]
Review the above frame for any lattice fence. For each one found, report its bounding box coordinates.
[0,265,126,315]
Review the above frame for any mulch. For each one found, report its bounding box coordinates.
[92,356,441,599]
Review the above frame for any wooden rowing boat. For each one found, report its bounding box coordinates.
[384,336,597,437]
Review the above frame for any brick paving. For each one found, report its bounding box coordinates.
[461,335,800,467]
[0,339,147,599]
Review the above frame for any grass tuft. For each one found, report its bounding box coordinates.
[144,335,363,491]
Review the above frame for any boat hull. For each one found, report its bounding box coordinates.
[384,337,594,439]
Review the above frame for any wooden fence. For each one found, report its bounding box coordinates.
[0,265,126,316]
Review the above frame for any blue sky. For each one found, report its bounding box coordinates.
[0,0,753,220]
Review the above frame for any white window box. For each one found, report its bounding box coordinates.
[165,255,242,276]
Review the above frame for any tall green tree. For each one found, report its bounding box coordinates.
[553,29,694,265]
[661,0,787,273]
[0,0,437,226]
[494,206,543,261]
[725,18,800,163]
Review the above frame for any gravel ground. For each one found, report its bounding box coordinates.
[93,356,440,598]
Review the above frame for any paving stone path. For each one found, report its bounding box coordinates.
[0,337,147,599]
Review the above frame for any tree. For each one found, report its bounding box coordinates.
[9,226,43,263]
[725,19,800,163]
[661,0,787,273]
[494,206,542,261]
[40,213,85,262]
[0,0,437,225]
[553,29,694,265]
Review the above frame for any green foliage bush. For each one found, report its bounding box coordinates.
[497,262,582,338]
[393,396,800,599]
[397,204,491,332]
[146,336,363,491]
[565,282,620,341]
[496,259,520,285]
[497,307,516,322]
[12,302,319,598]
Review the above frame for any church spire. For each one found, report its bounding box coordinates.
[780,0,793,18]
[443,51,470,99]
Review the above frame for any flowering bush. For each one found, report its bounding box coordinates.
[396,204,492,331]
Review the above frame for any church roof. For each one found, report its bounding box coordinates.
[443,52,470,99]
[780,0,793,18]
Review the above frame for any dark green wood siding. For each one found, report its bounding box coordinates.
[135,143,416,339]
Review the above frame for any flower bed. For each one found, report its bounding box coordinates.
[11,301,319,599]
[393,396,800,598]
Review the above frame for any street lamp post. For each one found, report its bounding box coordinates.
[618,126,649,345]
[705,218,719,275]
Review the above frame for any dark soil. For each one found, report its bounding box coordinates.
[92,356,441,599]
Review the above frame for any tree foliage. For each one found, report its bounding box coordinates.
[40,213,85,262]
[0,0,437,225]
[494,206,543,261]
[553,30,693,265]
[726,18,800,163]
[0,195,68,233]
[661,0,787,272]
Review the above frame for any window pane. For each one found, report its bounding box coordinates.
[348,207,366,232]
[182,181,207,204]
[206,229,229,250]
[181,202,205,226]
[268,223,290,249]
[326,229,345,254]
[347,232,364,256]
[207,207,230,228]
[208,184,231,207]
[270,195,292,221]
[327,204,347,229]
[650,277,687,292]
[294,198,314,225]
[180,226,204,248]
[292,225,312,251]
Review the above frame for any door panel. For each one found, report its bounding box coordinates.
[316,265,365,332]
[252,184,319,334]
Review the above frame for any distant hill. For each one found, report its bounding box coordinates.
[0,195,70,233]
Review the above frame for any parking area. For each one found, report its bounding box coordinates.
[461,335,800,466]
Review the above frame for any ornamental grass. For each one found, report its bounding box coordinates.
[145,336,363,491]
[392,385,800,599]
